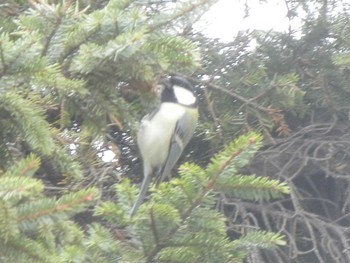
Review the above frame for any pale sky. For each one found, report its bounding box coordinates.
[197,0,295,41]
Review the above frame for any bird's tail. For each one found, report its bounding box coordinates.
[130,173,151,217]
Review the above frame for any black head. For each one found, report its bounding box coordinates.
[158,76,197,107]
[169,75,194,91]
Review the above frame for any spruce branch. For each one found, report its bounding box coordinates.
[1,237,52,263]
[0,155,42,241]
[176,133,264,219]
[40,13,62,58]
[215,174,290,200]
[233,230,287,249]
[3,154,40,178]
[0,176,43,202]
[0,40,7,77]
[0,199,19,242]
[17,188,98,229]
[143,133,287,262]
[0,32,39,75]
[59,24,101,64]
[0,92,55,155]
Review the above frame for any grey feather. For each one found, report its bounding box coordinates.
[157,110,197,183]
[130,171,152,217]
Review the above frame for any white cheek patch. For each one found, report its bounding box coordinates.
[173,86,196,106]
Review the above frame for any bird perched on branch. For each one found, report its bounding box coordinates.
[130,75,198,216]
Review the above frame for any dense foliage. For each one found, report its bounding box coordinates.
[190,1,350,262]
[2,0,350,262]
[0,0,289,262]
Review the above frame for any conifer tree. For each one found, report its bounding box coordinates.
[96,132,289,263]
[188,1,350,262]
[0,1,291,262]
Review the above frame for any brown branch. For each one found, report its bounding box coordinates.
[150,207,161,248]
[233,120,350,262]
[17,193,95,222]
[183,75,271,113]
[40,15,62,58]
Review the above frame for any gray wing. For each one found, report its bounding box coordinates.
[157,111,196,183]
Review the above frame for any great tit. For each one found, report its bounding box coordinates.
[130,75,198,216]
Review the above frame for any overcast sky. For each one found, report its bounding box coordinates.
[197,0,294,41]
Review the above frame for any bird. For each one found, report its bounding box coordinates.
[130,75,198,216]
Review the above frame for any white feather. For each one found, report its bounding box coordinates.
[173,86,196,105]
[137,103,185,171]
